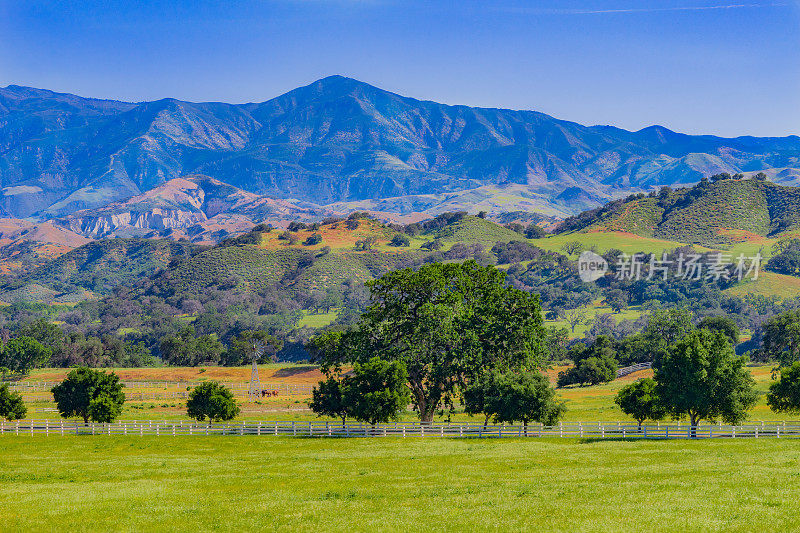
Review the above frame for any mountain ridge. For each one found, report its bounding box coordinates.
[1,75,799,220]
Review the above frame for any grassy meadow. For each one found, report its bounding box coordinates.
[2,436,800,531]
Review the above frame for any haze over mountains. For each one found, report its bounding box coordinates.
[2,75,799,227]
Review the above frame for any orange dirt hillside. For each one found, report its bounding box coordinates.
[257,218,398,251]
[26,365,326,384]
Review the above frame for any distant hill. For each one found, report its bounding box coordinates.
[14,213,529,300]
[51,174,321,242]
[2,76,799,221]
[22,238,199,293]
[556,176,800,247]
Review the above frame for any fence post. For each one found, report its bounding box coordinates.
[60,419,64,436]
[755,426,759,439]
[46,419,49,437]
[402,425,406,438]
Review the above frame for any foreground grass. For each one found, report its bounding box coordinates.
[2,436,800,531]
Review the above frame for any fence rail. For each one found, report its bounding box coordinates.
[3,419,800,439]
[616,362,652,378]
[4,381,314,398]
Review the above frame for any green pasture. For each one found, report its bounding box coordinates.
[298,309,339,328]
[544,302,645,338]
[2,436,800,531]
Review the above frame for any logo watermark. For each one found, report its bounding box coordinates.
[578,251,762,283]
[578,251,608,282]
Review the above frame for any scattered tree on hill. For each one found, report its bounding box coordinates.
[614,378,665,427]
[51,367,126,424]
[561,241,583,256]
[564,308,588,333]
[421,239,443,251]
[606,289,628,313]
[655,329,757,431]
[767,362,800,414]
[310,261,547,422]
[354,236,377,251]
[525,224,546,239]
[761,309,800,365]
[0,383,27,420]
[390,234,411,247]
[304,233,322,246]
[186,381,240,422]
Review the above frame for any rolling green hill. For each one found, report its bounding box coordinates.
[21,239,199,293]
[557,177,800,248]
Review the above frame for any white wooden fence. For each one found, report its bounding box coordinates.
[616,362,652,378]
[4,381,313,398]
[3,419,800,439]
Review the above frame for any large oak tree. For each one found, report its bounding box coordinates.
[310,261,546,422]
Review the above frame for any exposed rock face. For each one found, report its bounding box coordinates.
[51,175,319,241]
[1,77,799,218]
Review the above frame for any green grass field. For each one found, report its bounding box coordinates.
[544,301,645,338]
[298,309,339,328]
[2,436,800,531]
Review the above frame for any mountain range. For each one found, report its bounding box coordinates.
[2,75,799,224]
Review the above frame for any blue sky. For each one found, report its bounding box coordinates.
[1,0,798,137]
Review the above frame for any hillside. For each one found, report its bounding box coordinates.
[9,213,524,300]
[20,239,199,293]
[2,77,800,220]
[51,175,321,242]
[556,177,800,248]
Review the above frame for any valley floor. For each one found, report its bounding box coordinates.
[2,436,799,531]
